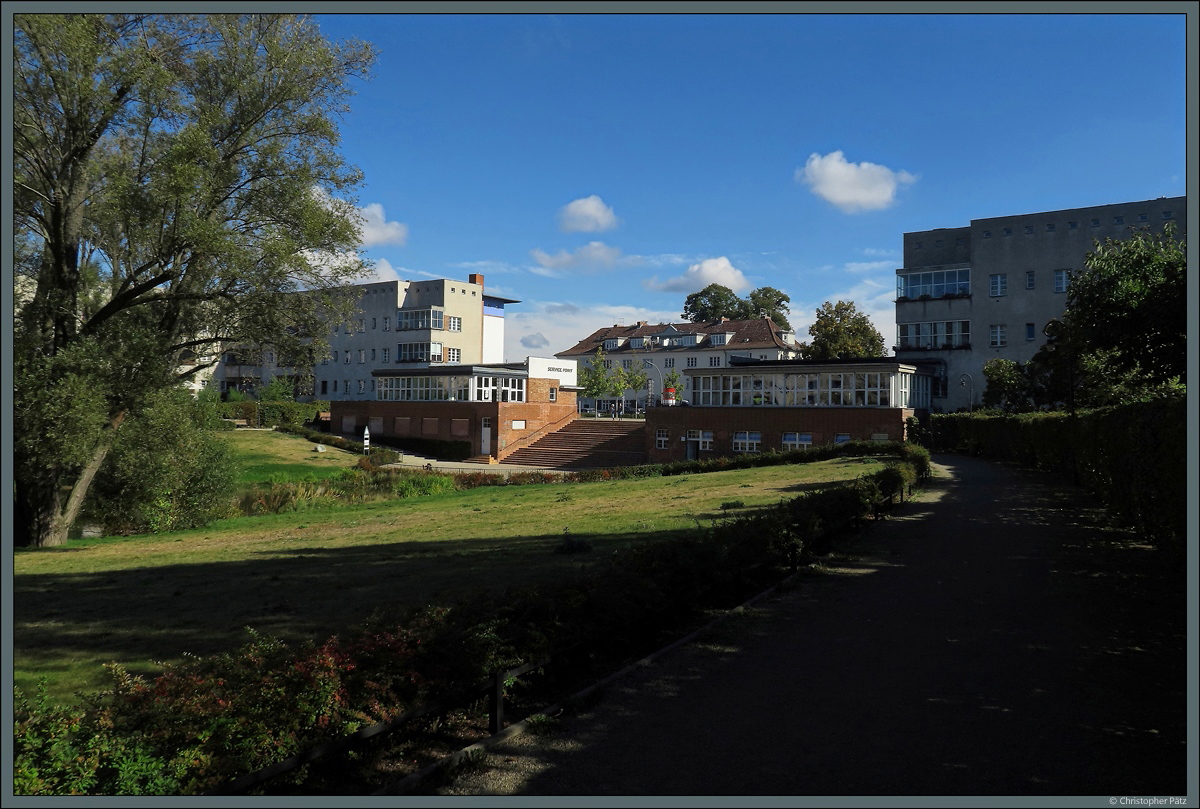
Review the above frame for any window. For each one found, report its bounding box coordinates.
[1025,271,1035,290]
[834,433,851,444]
[1024,226,1034,235]
[1026,323,1036,341]
[1068,221,1077,230]
[701,431,713,451]
[990,325,1007,347]
[1045,223,1055,232]
[687,357,697,367]
[896,321,969,349]
[782,432,812,451]
[1091,218,1101,227]
[733,431,761,453]
[1054,269,1069,293]
[344,379,350,394]
[1113,216,1124,225]
[383,317,390,331]
[622,359,632,369]
[1003,228,1012,236]
[603,359,613,369]
[447,347,461,363]
[358,380,365,394]
[448,316,462,332]
[656,428,669,450]
[664,358,675,368]
[549,387,557,403]
[1163,210,1173,220]
[914,241,923,249]
[396,309,444,331]
[430,342,443,362]
[710,334,726,346]
[989,274,1007,296]
[357,319,364,332]
[372,318,377,329]
[332,350,338,363]
[1138,213,1148,222]
[709,356,721,367]
[332,380,338,392]
[358,350,365,364]
[320,380,328,394]
[382,348,390,363]
[982,230,991,238]
[896,268,971,299]
[371,348,376,361]
[344,352,351,364]
[603,339,619,350]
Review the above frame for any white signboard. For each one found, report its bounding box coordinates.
[363,425,370,454]
[527,356,577,387]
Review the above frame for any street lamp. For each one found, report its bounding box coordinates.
[959,373,974,413]
[643,359,663,409]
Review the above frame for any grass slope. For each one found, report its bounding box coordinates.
[14,455,888,703]
[216,428,360,484]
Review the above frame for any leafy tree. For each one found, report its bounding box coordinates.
[681,283,793,330]
[682,283,751,322]
[579,346,622,402]
[85,388,239,535]
[14,14,376,546]
[981,358,1029,412]
[746,286,792,331]
[618,355,651,402]
[800,300,887,359]
[260,374,297,402]
[1064,223,1186,387]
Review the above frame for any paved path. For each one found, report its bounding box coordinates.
[436,454,1188,797]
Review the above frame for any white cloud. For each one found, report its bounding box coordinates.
[504,301,681,364]
[796,151,916,213]
[558,195,618,233]
[358,202,409,247]
[530,241,623,271]
[449,259,522,274]
[644,256,751,294]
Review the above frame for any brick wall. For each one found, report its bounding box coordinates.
[645,406,914,462]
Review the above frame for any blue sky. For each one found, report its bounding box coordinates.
[311,12,1187,362]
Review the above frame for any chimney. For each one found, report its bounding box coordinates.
[468,273,484,286]
[637,320,647,327]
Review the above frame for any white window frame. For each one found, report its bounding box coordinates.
[1054,269,1070,293]
[655,428,669,449]
[782,432,812,451]
[989,273,1007,297]
[990,325,1007,347]
[709,356,721,367]
[732,431,761,453]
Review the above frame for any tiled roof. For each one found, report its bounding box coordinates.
[555,318,799,356]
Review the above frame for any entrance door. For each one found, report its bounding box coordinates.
[480,417,491,455]
[686,440,699,460]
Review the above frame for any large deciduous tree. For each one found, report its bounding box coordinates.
[1064,223,1186,387]
[13,14,376,546]
[681,284,792,330]
[681,283,751,323]
[800,300,887,359]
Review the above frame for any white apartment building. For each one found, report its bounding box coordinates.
[210,273,518,400]
[555,317,803,412]
[895,196,1186,412]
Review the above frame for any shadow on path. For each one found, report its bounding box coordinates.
[437,454,1188,797]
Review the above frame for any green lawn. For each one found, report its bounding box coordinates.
[14,454,890,703]
[216,428,361,484]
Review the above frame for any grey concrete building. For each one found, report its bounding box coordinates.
[895,196,1186,412]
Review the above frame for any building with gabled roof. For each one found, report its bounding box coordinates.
[556,317,803,412]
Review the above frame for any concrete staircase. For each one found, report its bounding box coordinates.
[501,418,648,469]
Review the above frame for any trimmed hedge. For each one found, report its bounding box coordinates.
[212,401,330,428]
[928,396,1184,545]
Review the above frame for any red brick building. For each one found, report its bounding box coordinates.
[645,357,930,462]
[330,358,578,462]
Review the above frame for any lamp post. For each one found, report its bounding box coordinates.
[644,359,663,409]
[959,373,974,413]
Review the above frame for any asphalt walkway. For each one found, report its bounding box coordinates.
[436,454,1188,797]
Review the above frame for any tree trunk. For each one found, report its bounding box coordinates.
[25,410,127,548]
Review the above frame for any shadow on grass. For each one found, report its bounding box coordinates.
[12,526,700,700]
